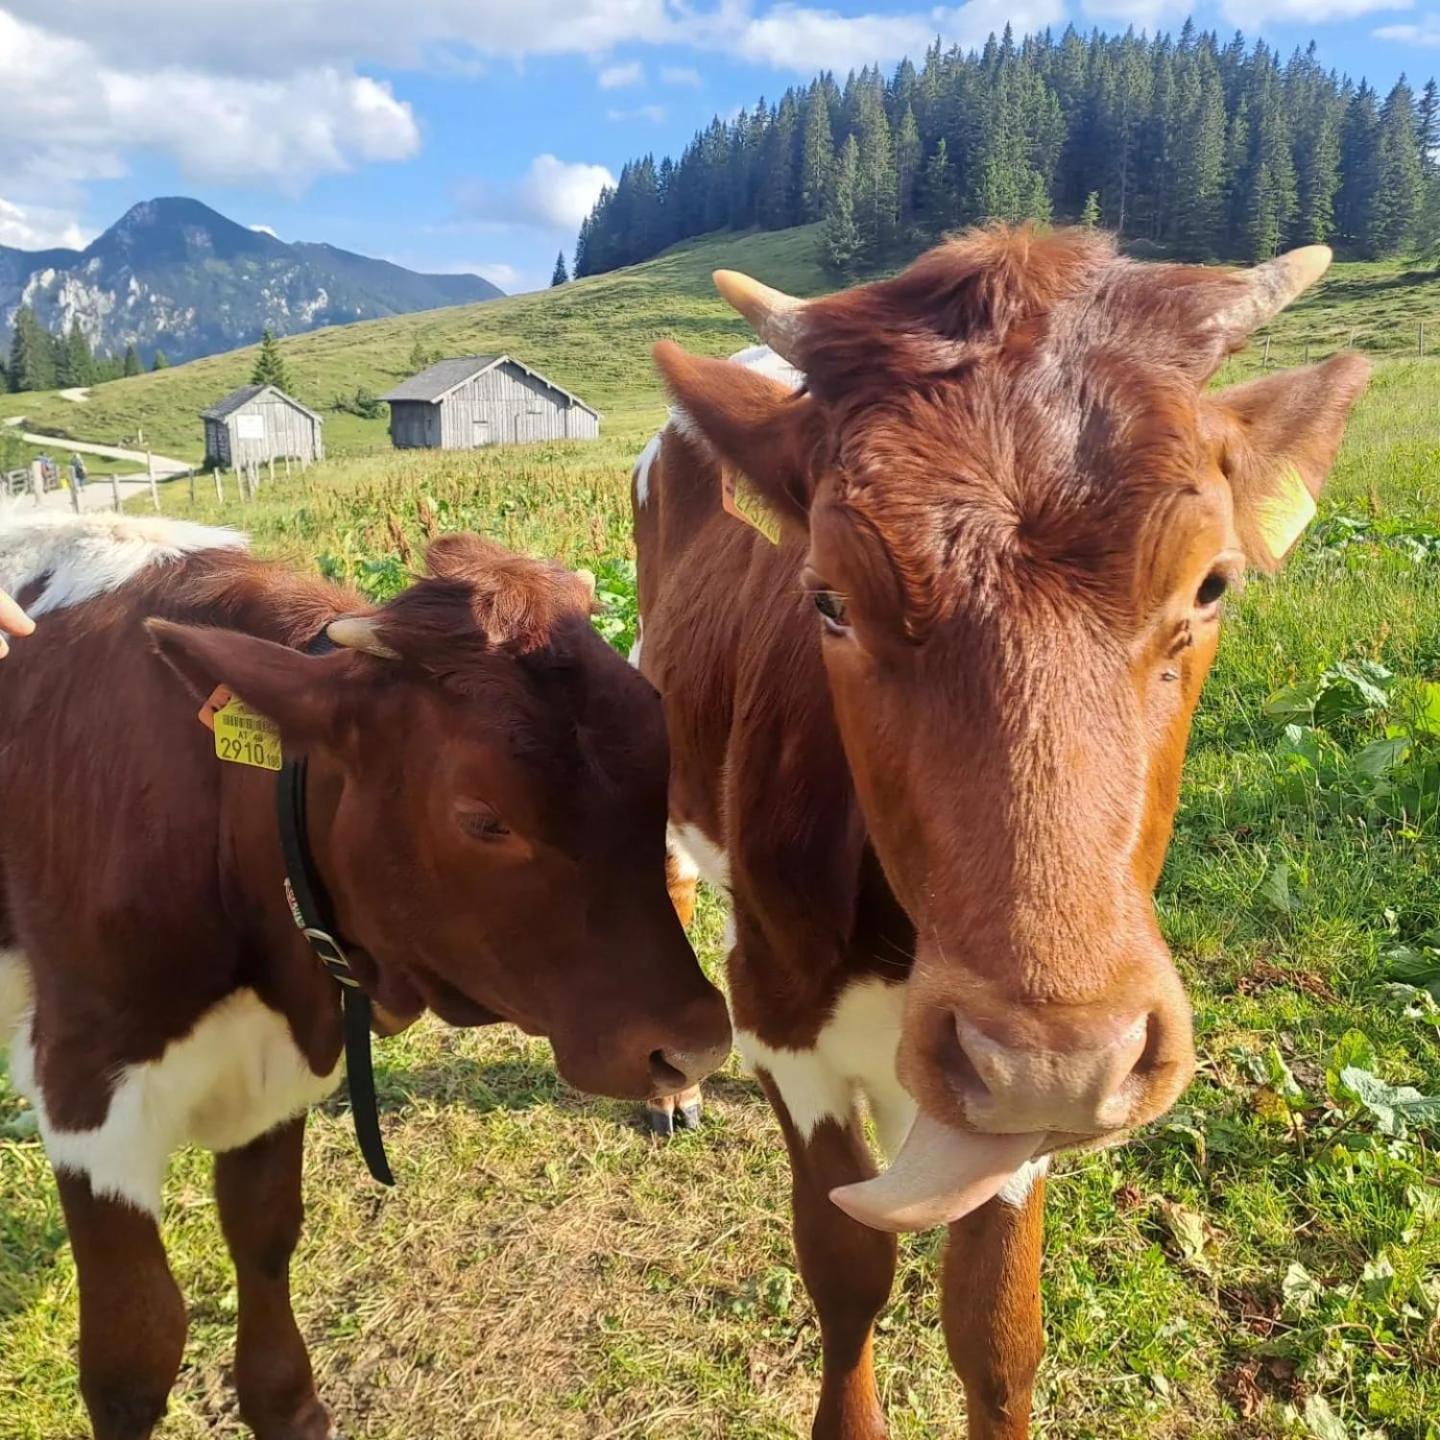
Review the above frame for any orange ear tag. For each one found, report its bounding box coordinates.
[721,468,782,546]
[199,684,283,771]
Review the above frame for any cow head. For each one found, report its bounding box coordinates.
[150,535,731,1102]
[654,228,1367,1228]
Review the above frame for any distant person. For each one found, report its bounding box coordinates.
[0,588,34,659]
[70,453,87,488]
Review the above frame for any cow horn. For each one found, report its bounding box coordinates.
[713,269,808,366]
[326,616,399,659]
[1208,245,1332,341]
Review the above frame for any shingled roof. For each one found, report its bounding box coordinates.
[379,354,599,416]
[379,356,504,403]
[198,383,322,424]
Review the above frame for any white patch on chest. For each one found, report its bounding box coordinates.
[628,615,644,668]
[738,976,915,1162]
[668,820,730,891]
[0,507,245,616]
[4,971,341,1218]
[634,432,662,509]
[995,1156,1051,1208]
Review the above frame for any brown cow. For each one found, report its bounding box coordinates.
[0,510,730,1440]
[632,227,1367,1438]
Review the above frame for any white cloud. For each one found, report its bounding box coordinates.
[457,154,615,232]
[1219,0,1408,21]
[660,64,703,86]
[721,1,1067,74]
[0,10,419,194]
[599,60,645,88]
[474,262,523,289]
[1375,15,1440,42]
[608,104,668,122]
[250,224,280,238]
[0,197,94,251]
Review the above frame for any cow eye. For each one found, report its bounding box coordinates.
[1196,572,1229,608]
[813,590,850,632]
[455,801,511,841]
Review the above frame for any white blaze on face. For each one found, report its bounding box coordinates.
[0,508,246,615]
[4,977,342,1218]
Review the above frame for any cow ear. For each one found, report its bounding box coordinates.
[147,620,345,750]
[1206,353,1369,571]
[653,341,821,531]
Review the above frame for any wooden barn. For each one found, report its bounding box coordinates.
[380,355,600,450]
[200,384,324,470]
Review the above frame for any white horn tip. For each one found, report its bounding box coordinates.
[326,617,399,660]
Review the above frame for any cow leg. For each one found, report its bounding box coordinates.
[215,1117,333,1440]
[940,1175,1047,1440]
[759,1074,896,1440]
[645,841,705,1136]
[56,1171,187,1440]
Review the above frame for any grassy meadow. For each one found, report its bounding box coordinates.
[2,230,1439,1440]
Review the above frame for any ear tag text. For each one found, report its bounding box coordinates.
[721,468,782,546]
[1256,464,1317,561]
[200,684,283,771]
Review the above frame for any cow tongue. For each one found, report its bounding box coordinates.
[829,1113,1045,1233]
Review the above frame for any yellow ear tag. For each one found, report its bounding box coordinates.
[1255,465,1317,561]
[721,468,782,547]
[212,695,283,771]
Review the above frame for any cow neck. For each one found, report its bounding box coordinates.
[274,630,394,1188]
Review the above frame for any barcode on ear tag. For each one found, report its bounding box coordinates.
[721,468,782,546]
[213,697,283,771]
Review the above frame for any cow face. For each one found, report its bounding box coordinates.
[655,229,1366,1227]
[150,535,731,1102]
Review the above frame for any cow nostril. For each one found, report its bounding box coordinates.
[649,1049,689,1094]
[939,1015,992,1106]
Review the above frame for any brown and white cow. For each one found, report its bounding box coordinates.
[0,510,730,1440]
[632,227,1367,1438]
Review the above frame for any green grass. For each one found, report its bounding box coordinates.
[2,230,1439,1440]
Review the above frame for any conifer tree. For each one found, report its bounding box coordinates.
[1368,77,1424,256]
[823,135,862,276]
[57,320,95,388]
[551,251,569,286]
[151,349,169,370]
[7,307,56,392]
[122,343,142,378]
[854,86,898,260]
[1418,79,1440,176]
[1080,190,1101,227]
[799,87,835,221]
[250,328,289,390]
[922,139,959,236]
[894,105,923,226]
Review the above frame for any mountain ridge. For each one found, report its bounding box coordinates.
[1,197,503,366]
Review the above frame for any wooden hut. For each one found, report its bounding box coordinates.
[380,355,600,450]
[200,384,324,470]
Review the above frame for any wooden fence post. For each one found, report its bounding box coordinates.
[146,451,159,511]
[30,470,43,506]
[1262,335,1271,368]
[110,473,122,511]
[1421,323,1427,359]
[268,456,276,488]
[285,456,292,480]
[214,468,224,503]
[1304,342,1311,365]
[188,469,196,506]
[69,478,82,515]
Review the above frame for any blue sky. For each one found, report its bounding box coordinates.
[1,2,1435,294]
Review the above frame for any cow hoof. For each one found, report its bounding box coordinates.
[677,1097,703,1131]
[647,1101,676,1138]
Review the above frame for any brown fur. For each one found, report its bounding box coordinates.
[0,531,730,1438]
[637,227,1368,1438]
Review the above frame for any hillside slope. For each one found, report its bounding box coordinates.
[0,197,502,368]
[3,223,1436,462]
